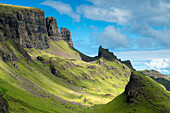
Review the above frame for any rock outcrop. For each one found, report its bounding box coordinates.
[0,93,9,113]
[0,4,73,49]
[46,17,60,40]
[60,27,73,47]
[0,6,49,49]
[121,60,134,70]
[124,72,144,103]
[98,46,117,60]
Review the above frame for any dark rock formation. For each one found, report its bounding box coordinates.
[0,4,73,50]
[0,43,18,62]
[0,93,9,113]
[12,61,18,70]
[122,60,134,70]
[0,6,49,49]
[60,27,73,47]
[37,56,44,61]
[98,46,117,60]
[124,72,144,103]
[46,17,60,40]
[50,64,60,77]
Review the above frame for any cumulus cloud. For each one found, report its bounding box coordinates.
[77,0,170,48]
[41,0,80,22]
[145,59,170,74]
[77,5,130,24]
[97,25,128,48]
[114,49,170,74]
[130,23,170,48]
[82,0,170,26]
[145,59,169,69]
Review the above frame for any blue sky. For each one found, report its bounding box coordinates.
[1,0,170,75]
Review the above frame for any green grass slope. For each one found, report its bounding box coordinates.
[0,40,131,112]
[140,70,170,91]
[94,71,170,113]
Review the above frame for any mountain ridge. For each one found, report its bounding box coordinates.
[0,3,73,50]
[0,3,169,113]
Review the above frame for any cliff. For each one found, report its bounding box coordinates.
[98,46,117,60]
[0,4,73,49]
[121,60,134,70]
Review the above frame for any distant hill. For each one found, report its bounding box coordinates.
[0,3,169,113]
[140,70,170,91]
[94,71,170,113]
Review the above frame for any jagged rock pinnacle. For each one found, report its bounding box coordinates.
[98,46,116,60]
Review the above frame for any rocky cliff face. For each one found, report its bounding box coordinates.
[98,46,117,60]
[124,72,144,103]
[121,60,134,70]
[0,4,73,49]
[46,17,60,40]
[60,27,73,47]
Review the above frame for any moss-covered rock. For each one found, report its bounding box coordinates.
[0,93,9,113]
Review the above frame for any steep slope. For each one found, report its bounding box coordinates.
[0,3,133,112]
[0,93,9,113]
[0,3,75,57]
[140,70,170,91]
[95,71,170,113]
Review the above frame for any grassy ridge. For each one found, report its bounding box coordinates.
[94,71,170,113]
[0,40,131,112]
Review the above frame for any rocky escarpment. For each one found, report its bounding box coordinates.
[98,46,117,60]
[0,93,9,113]
[124,72,144,103]
[0,4,73,49]
[121,60,134,70]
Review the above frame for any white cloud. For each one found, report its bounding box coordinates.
[130,23,170,48]
[114,49,170,74]
[81,0,170,26]
[41,0,80,22]
[97,25,128,48]
[77,5,130,24]
[76,0,170,48]
[145,59,169,69]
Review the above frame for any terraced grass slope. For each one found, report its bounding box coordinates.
[1,3,169,113]
[140,70,170,91]
[0,39,132,112]
[94,71,170,113]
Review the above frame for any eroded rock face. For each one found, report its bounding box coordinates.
[0,7,49,49]
[124,72,144,103]
[46,17,61,40]
[60,27,73,47]
[122,60,134,70]
[98,46,117,60]
[0,5,74,49]
[0,94,9,113]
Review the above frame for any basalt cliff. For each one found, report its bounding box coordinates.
[0,3,169,113]
[0,4,73,50]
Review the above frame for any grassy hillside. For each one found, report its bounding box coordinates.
[0,40,131,112]
[94,71,170,113]
[140,70,170,91]
[1,3,169,113]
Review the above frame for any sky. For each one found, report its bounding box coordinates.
[1,0,170,75]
